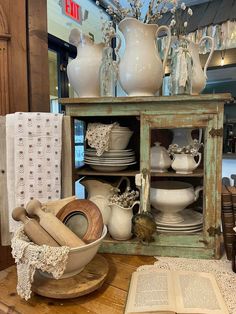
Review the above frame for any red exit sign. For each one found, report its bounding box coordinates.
[63,0,82,24]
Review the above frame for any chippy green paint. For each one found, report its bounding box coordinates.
[62,94,231,259]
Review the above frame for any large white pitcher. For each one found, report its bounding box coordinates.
[118,17,171,96]
[187,36,214,95]
[67,40,104,97]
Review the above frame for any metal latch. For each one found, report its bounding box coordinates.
[209,128,223,137]
[207,226,221,236]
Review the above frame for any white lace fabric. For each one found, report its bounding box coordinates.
[85,122,117,156]
[137,257,236,314]
[11,226,70,300]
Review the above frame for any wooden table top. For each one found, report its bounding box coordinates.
[0,254,156,314]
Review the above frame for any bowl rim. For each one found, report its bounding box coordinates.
[151,181,193,190]
[70,225,107,252]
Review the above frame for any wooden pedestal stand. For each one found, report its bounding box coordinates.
[32,255,109,299]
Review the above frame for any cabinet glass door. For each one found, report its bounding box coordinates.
[140,113,219,251]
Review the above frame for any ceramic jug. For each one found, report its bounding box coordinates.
[80,177,130,225]
[171,128,202,147]
[150,142,171,173]
[171,152,202,174]
[118,17,171,96]
[108,201,140,240]
[187,36,214,95]
[67,37,104,97]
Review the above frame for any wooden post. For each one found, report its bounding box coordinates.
[27,0,50,112]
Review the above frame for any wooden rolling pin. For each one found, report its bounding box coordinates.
[12,207,59,247]
[26,199,85,248]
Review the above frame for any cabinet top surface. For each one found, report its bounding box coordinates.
[60,93,232,105]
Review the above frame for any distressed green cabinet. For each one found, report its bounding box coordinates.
[61,94,231,259]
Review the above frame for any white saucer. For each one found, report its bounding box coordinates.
[84,156,136,163]
[85,158,136,165]
[85,150,135,158]
[156,227,203,233]
[152,208,203,227]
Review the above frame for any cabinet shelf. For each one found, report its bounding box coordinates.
[151,169,204,177]
[99,232,214,259]
[74,166,139,177]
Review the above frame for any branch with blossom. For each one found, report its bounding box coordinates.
[96,0,171,24]
[109,187,139,208]
[168,139,203,156]
[169,1,193,37]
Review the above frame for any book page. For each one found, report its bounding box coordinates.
[125,269,176,314]
[173,271,229,314]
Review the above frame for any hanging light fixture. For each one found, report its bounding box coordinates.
[220,50,226,66]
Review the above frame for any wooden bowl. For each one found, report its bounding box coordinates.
[56,199,104,243]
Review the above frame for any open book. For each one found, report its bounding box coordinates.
[125,268,229,314]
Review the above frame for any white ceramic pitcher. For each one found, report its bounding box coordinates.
[80,177,130,225]
[171,152,202,174]
[187,36,214,95]
[118,17,171,96]
[171,128,202,147]
[67,37,104,97]
[108,201,140,240]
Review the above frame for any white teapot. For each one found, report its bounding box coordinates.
[150,142,171,173]
[187,36,214,95]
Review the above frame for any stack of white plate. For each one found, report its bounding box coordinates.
[84,148,136,172]
[152,208,203,233]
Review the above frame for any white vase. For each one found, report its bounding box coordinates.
[187,36,214,95]
[171,153,202,174]
[118,17,171,96]
[67,41,104,97]
[150,142,171,172]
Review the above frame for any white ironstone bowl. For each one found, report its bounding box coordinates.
[41,225,107,279]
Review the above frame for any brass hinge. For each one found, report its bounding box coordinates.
[209,128,223,137]
[207,226,221,236]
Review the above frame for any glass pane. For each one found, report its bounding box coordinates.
[48,49,59,112]
[150,127,204,234]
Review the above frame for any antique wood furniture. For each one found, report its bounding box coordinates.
[0,254,156,314]
[61,94,231,259]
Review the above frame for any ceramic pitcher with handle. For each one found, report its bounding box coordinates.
[187,36,214,95]
[80,176,130,225]
[118,17,171,96]
[108,201,140,240]
[67,35,104,97]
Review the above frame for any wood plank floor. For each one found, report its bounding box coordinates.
[0,254,156,314]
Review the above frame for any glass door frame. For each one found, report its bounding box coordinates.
[48,33,77,111]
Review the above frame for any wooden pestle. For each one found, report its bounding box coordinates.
[12,207,59,247]
[26,199,85,248]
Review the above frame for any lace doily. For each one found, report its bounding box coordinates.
[137,257,236,314]
[11,226,70,300]
[85,122,117,156]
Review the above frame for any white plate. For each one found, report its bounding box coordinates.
[152,208,203,227]
[84,157,136,164]
[88,162,136,172]
[86,148,133,153]
[86,161,137,166]
[156,224,203,231]
[85,150,135,158]
[156,227,203,233]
